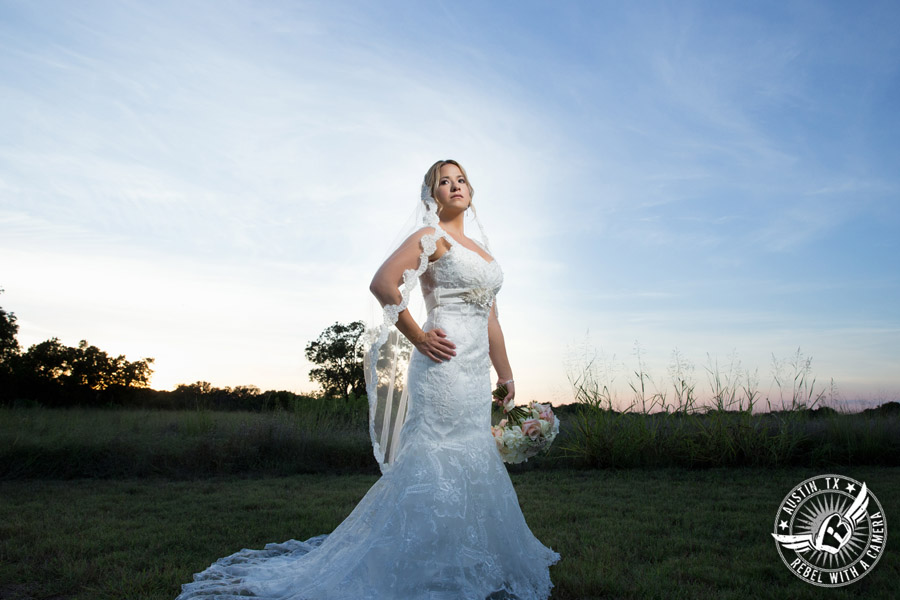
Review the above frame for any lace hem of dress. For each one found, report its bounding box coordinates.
[176,534,561,600]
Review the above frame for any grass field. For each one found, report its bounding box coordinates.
[2,467,897,600]
[1,398,897,599]
[0,406,376,479]
[2,402,898,481]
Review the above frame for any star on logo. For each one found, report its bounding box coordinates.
[773,483,869,555]
[771,475,887,588]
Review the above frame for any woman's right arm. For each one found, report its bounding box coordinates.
[369,228,456,363]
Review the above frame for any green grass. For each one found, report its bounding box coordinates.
[2,348,897,481]
[553,347,900,470]
[2,402,897,480]
[0,405,376,479]
[552,406,900,469]
[2,348,895,598]
[2,467,898,599]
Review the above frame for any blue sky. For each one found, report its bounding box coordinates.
[1,0,898,409]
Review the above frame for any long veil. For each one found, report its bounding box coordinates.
[363,180,492,476]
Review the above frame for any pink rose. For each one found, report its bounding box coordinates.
[491,426,503,439]
[498,418,508,428]
[539,409,554,426]
[521,418,542,440]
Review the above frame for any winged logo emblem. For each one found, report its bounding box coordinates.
[772,483,869,555]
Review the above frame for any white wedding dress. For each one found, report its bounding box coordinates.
[176,228,561,600]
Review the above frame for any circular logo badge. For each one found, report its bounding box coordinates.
[772,474,887,587]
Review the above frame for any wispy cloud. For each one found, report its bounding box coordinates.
[1,0,898,402]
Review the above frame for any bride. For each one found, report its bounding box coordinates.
[175,160,561,599]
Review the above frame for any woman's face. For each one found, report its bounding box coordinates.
[433,163,470,213]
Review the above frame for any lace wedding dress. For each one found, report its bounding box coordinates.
[176,225,561,600]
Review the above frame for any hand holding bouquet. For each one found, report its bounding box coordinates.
[490,383,560,464]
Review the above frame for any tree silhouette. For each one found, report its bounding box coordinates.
[17,337,154,390]
[0,288,19,376]
[305,320,367,399]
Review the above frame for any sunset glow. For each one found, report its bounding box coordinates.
[2,1,898,408]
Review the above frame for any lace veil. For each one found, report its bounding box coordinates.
[363,175,492,476]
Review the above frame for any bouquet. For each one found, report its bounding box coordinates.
[490,383,560,464]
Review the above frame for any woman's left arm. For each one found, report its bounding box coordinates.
[488,300,515,404]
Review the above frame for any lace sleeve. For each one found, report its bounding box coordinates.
[363,226,444,474]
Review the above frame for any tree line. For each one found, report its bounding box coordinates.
[0,289,368,410]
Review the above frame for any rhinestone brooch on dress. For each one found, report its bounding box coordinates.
[460,287,496,309]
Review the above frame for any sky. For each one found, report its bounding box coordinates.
[1,0,898,410]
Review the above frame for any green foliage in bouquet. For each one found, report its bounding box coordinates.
[491,383,530,425]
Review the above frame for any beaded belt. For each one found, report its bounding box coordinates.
[424,286,496,312]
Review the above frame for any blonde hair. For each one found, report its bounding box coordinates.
[423,159,475,206]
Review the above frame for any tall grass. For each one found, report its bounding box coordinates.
[2,349,897,478]
[0,395,375,479]
[554,346,899,469]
